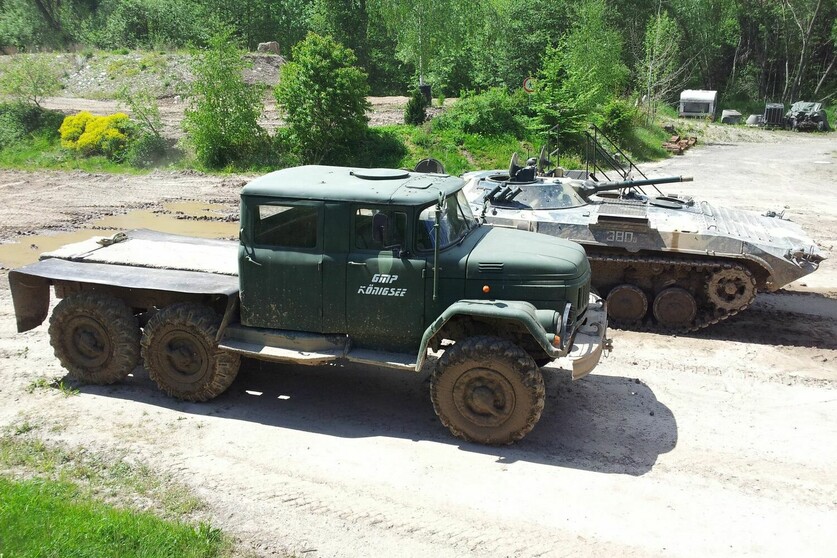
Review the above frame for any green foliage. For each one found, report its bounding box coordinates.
[637,10,686,123]
[183,30,267,169]
[442,0,566,92]
[59,112,132,160]
[117,85,164,138]
[0,477,228,557]
[533,0,628,144]
[0,0,56,48]
[0,102,63,150]
[0,54,62,108]
[352,127,409,168]
[81,0,218,49]
[598,98,638,145]
[434,88,528,137]
[404,88,428,126]
[125,132,170,167]
[275,33,370,164]
[370,0,469,85]
[394,123,539,176]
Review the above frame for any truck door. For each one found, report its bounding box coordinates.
[346,207,426,352]
[240,201,323,331]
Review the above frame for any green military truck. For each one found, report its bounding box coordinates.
[9,166,609,444]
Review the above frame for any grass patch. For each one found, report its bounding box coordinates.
[0,130,145,173]
[26,376,79,397]
[0,476,228,557]
[623,124,670,161]
[0,433,203,519]
[0,432,234,557]
[377,124,542,175]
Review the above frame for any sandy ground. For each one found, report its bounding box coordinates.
[0,130,836,557]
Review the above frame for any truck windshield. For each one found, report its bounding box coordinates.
[416,190,477,250]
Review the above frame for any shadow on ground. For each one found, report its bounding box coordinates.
[683,290,837,349]
[74,358,677,477]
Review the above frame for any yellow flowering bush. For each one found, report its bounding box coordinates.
[58,111,94,148]
[59,112,131,160]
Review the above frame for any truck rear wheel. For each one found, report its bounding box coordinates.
[48,292,140,384]
[431,336,545,445]
[141,303,240,402]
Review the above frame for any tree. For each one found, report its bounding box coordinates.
[275,33,370,164]
[182,30,266,168]
[369,0,467,87]
[0,54,61,108]
[638,7,691,123]
[783,0,825,101]
[533,0,628,143]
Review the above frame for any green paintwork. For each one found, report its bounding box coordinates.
[242,165,464,206]
[416,300,564,370]
[237,166,591,356]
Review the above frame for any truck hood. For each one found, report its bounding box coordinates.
[466,226,589,280]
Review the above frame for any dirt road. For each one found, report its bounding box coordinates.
[0,131,835,557]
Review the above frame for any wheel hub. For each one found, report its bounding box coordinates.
[160,331,208,378]
[452,368,515,428]
[67,317,110,367]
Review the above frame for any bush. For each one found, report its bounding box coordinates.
[0,55,61,109]
[59,112,132,161]
[58,112,95,147]
[183,31,267,169]
[404,88,427,125]
[0,103,63,150]
[275,33,370,164]
[125,133,169,168]
[599,99,638,145]
[434,87,528,137]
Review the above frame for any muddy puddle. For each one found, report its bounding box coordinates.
[0,201,238,268]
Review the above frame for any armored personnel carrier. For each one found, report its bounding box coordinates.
[462,155,825,332]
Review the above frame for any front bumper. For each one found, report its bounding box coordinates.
[558,293,610,380]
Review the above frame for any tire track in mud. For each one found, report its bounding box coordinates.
[178,453,640,558]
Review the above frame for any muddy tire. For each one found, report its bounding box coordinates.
[48,292,140,384]
[141,303,239,402]
[431,336,545,445]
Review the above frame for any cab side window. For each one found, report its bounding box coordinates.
[254,204,318,248]
[355,208,406,250]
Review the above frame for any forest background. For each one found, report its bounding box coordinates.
[0,0,834,171]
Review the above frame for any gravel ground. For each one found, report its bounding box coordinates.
[0,129,835,557]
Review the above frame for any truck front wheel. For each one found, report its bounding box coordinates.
[431,336,545,444]
[141,303,240,402]
[49,292,140,384]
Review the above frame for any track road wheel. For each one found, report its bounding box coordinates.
[606,284,649,324]
[652,287,697,328]
[49,292,140,384]
[431,336,545,445]
[141,303,240,401]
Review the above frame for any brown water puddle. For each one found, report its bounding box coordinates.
[0,202,238,268]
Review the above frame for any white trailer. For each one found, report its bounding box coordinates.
[679,89,718,119]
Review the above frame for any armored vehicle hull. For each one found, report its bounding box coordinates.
[463,170,824,332]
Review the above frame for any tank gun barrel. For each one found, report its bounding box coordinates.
[584,175,693,194]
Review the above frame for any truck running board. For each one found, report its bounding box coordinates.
[219,324,417,370]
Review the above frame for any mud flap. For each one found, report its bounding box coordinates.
[8,269,51,333]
